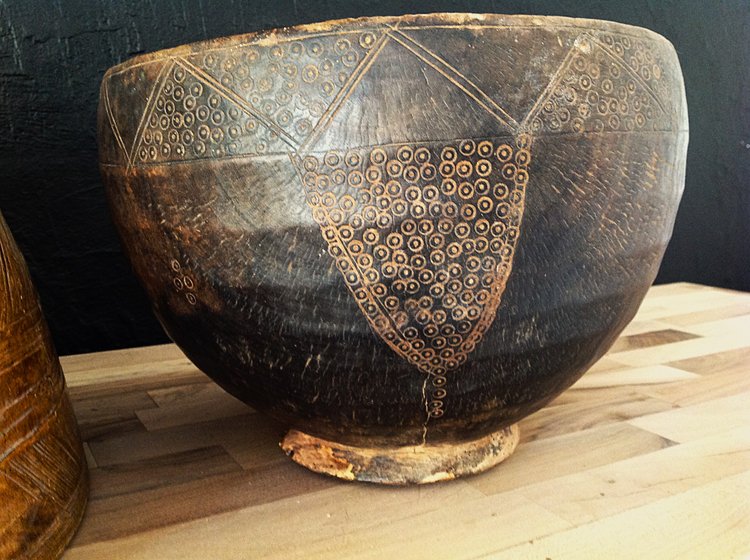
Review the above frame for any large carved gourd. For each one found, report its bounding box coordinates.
[0,213,88,558]
[99,14,688,483]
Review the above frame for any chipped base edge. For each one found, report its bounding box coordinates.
[280,424,520,485]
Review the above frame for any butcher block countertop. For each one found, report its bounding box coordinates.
[59,282,750,559]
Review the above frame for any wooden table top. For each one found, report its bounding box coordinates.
[59,282,750,559]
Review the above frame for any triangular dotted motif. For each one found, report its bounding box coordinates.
[297,135,531,416]
[528,36,669,134]
[591,31,671,107]
[101,60,168,165]
[184,30,384,146]
[134,62,291,165]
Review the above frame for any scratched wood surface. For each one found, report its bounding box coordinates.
[59,282,750,559]
[1,213,88,560]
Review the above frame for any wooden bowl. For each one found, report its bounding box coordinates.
[0,213,88,557]
[98,13,688,484]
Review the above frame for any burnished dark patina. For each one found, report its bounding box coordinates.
[98,13,688,483]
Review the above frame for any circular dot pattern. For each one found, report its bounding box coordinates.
[139,65,289,162]
[301,136,531,415]
[595,31,669,104]
[531,35,666,134]
[139,31,380,163]
[192,31,378,143]
[170,259,197,306]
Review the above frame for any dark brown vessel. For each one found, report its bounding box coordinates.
[98,14,688,483]
[0,213,88,557]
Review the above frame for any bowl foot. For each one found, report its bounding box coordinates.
[280,424,520,485]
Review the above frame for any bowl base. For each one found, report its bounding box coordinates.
[280,424,520,485]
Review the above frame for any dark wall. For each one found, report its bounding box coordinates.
[1,0,748,356]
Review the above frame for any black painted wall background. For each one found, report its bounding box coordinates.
[1,0,748,355]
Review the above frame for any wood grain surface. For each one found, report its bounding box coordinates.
[1,213,88,560]
[59,283,750,559]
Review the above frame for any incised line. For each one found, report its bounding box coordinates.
[176,57,300,150]
[0,369,64,436]
[298,29,392,155]
[520,35,584,130]
[391,28,520,132]
[128,60,174,170]
[0,311,44,372]
[0,380,67,465]
[6,440,71,509]
[19,467,87,559]
[103,80,132,166]
[0,244,13,323]
[387,31,513,131]
[591,37,667,114]
[0,468,39,501]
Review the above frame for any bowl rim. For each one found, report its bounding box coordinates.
[104,12,673,78]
